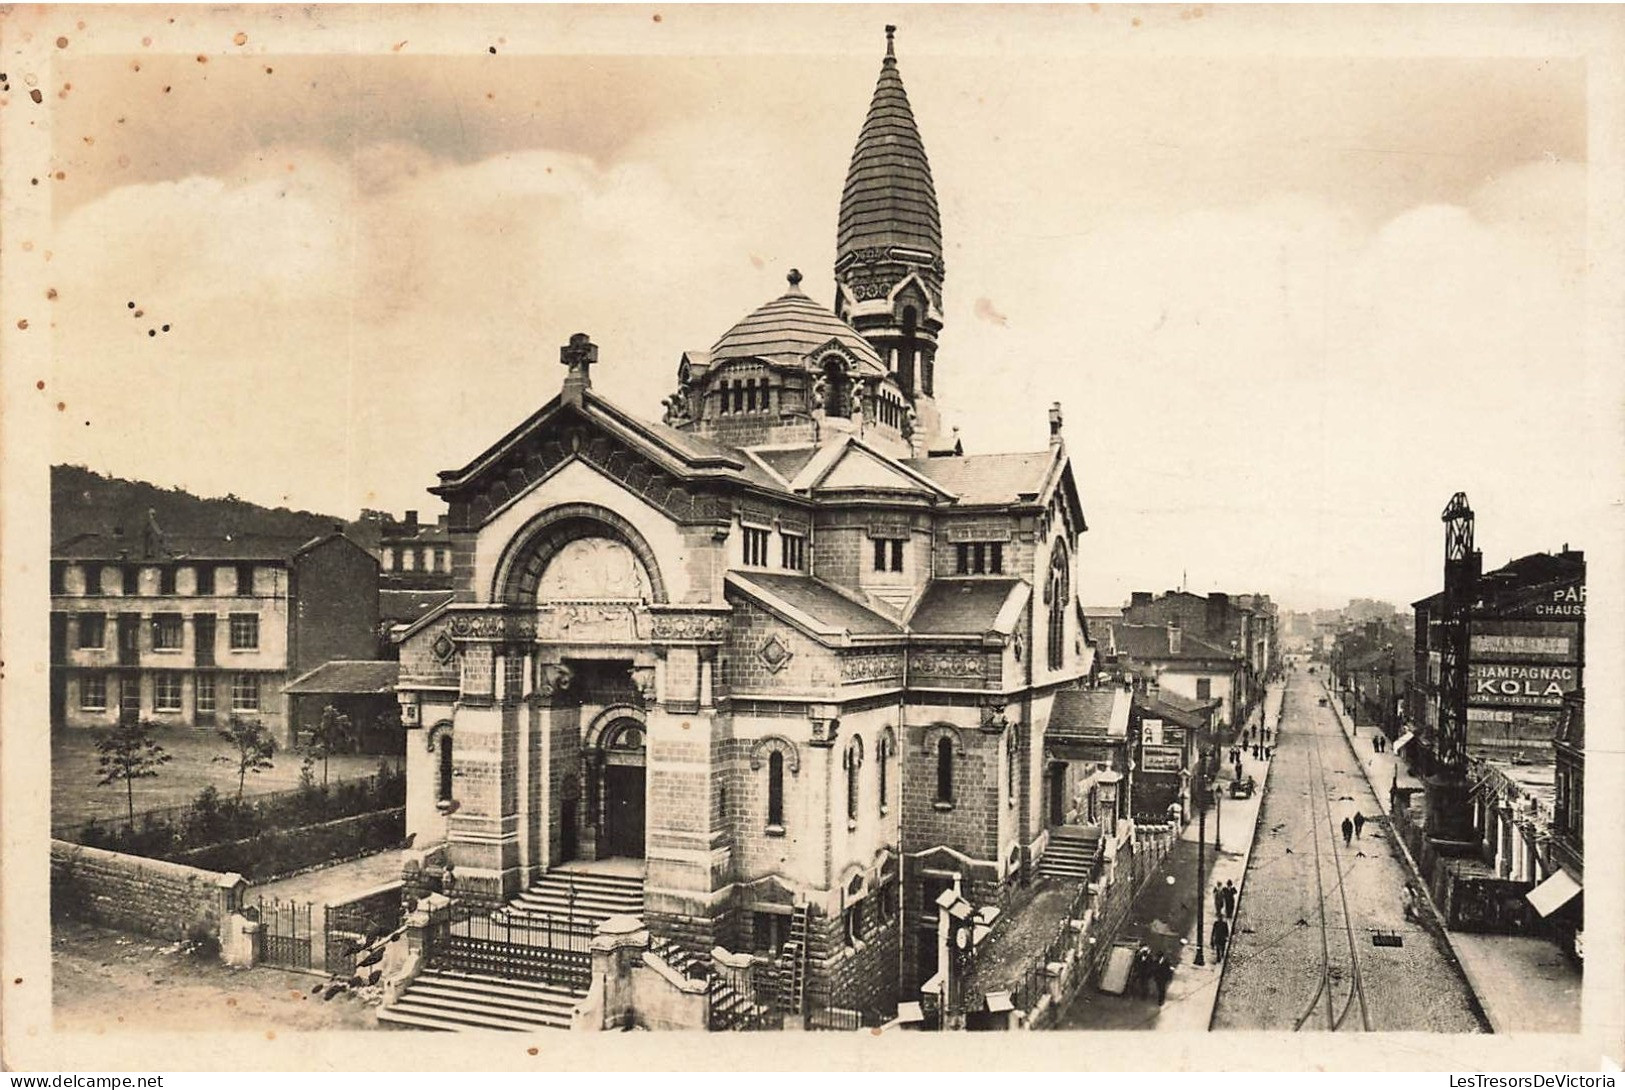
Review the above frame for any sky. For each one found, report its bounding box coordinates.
[37,6,1598,613]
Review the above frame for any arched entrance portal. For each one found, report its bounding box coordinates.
[600,718,647,859]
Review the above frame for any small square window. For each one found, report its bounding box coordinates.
[231,673,260,712]
[78,612,106,649]
[229,613,259,651]
[80,674,107,711]
[152,613,184,651]
[742,527,770,567]
[154,672,183,712]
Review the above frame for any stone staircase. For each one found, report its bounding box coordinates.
[649,936,777,1030]
[1039,825,1102,883]
[377,969,583,1032]
[504,868,645,931]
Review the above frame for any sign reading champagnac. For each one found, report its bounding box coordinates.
[1467,662,1579,707]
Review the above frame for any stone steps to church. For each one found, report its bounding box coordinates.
[378,970,582,1033]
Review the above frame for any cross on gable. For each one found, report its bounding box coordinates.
[561,332,598,374]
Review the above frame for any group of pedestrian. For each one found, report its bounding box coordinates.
[1131,945,1175,1004]
[1340,811,1367,846]
[1209,878,1239,959]
[1371,733,1388,754]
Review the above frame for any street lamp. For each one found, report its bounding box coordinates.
[1195,751,1207,967]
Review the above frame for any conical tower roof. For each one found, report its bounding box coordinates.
[837,27,941,260]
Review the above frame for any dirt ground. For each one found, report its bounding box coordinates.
[52,920,393,1033]
[52,729,402,830]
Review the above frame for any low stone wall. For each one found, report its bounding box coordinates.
[51,839,245,944]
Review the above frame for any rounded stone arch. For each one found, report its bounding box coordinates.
[919,722,966,757]
[875,724,897,761]
[584,705,647,753]
[491,502,669,606]
[425,719,455,753]
[749,735,801,774]
[843,733,865,770]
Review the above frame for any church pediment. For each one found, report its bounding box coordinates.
[431,394,750,531]
[802,438,955,500]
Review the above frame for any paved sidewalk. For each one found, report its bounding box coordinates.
[250,850,404,906]
[1318,676,1581,1034]
[1056,684,1282,1031]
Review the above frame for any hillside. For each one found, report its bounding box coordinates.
[51,465,381,550]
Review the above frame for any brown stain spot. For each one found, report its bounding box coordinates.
[16,319,27,330]
[163,85,172,94]
[265,66,273,75]
[77,20,86,30]
[55,36,68,49]
[233,32,248,46]
[1132,17,1142,26]
[652,12,662,22]
[527,1048,538,1056]
[131,61,141,72]
[29,88,42,104]
[870,1026,883,1036]
[12,977,21,984]
[196,54,208,65]
[82,135,94,145]
[226,997,237,1006]
[265,1030,276,1041]
[46,288,57,300]
[56,401,65,412]
[488,45,497,54]
[35,381,44,390]
[21,241,33,251]
[53,170,65,180]
[486,92,494,100]
[392,40,407,52]
[141,36,153,47]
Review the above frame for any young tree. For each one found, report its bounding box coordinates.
[304,704,354,789]
[215,717,276,804]
[95,720,172,825]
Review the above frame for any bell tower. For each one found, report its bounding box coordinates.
[835,26,946,449]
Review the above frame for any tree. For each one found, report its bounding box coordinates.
[215,717,276,804]
[95,720,172,825]
[303,705,354,790]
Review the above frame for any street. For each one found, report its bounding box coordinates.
[1210,664,1488,1032]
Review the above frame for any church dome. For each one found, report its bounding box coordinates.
[710,270,885,373]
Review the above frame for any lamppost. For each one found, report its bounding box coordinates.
[1194,748,1207,967]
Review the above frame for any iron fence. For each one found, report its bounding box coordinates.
[254,897,316,972]
[429,907,592,993]
[806,1005,863,1031]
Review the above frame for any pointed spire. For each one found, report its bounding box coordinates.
[837,26,941,261]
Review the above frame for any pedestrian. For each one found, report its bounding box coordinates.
[1354,812,1366,839]
[1213,882,1224,917]
[1153,954,1172,1004]
[1223,879,1237,919]
[1341,816,1353,846]
[1211,915,1230,960]
[1132,945,1150,998]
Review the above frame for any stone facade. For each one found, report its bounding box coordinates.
[391,31,1101,1024]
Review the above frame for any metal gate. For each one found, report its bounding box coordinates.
[324,897,402,978]
[254,898,316,971]
[429,908,592,992]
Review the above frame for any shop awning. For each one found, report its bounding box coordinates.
[1526,869,1582,918]
[1394,731,1417,753]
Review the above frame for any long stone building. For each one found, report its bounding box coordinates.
[392,29,1096,1022]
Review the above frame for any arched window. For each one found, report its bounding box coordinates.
[935,736,954,804]
[822,357,851,418]
[1007,725,1019,802]
[437,734,454,803]
[877,733,892,813]
[844,737,864,823]
[768,750,785,827]
[900,306,919,396]
[1046,545,1070,671]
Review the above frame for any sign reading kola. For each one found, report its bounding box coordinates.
[1468,662,1579,707]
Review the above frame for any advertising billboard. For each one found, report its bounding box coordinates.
[1468,662,1579,708]
[1140,745,1183,773]
[1468,620,1579,663]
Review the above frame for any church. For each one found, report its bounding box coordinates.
[392,28,1094,1022]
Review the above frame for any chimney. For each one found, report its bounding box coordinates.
[405,510,419,532]
[560,332,598,407]
[1168,621,1182,655]
[1206,592,1229,636]
[1128,591,1152,620]
[1048,402,1064,446]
